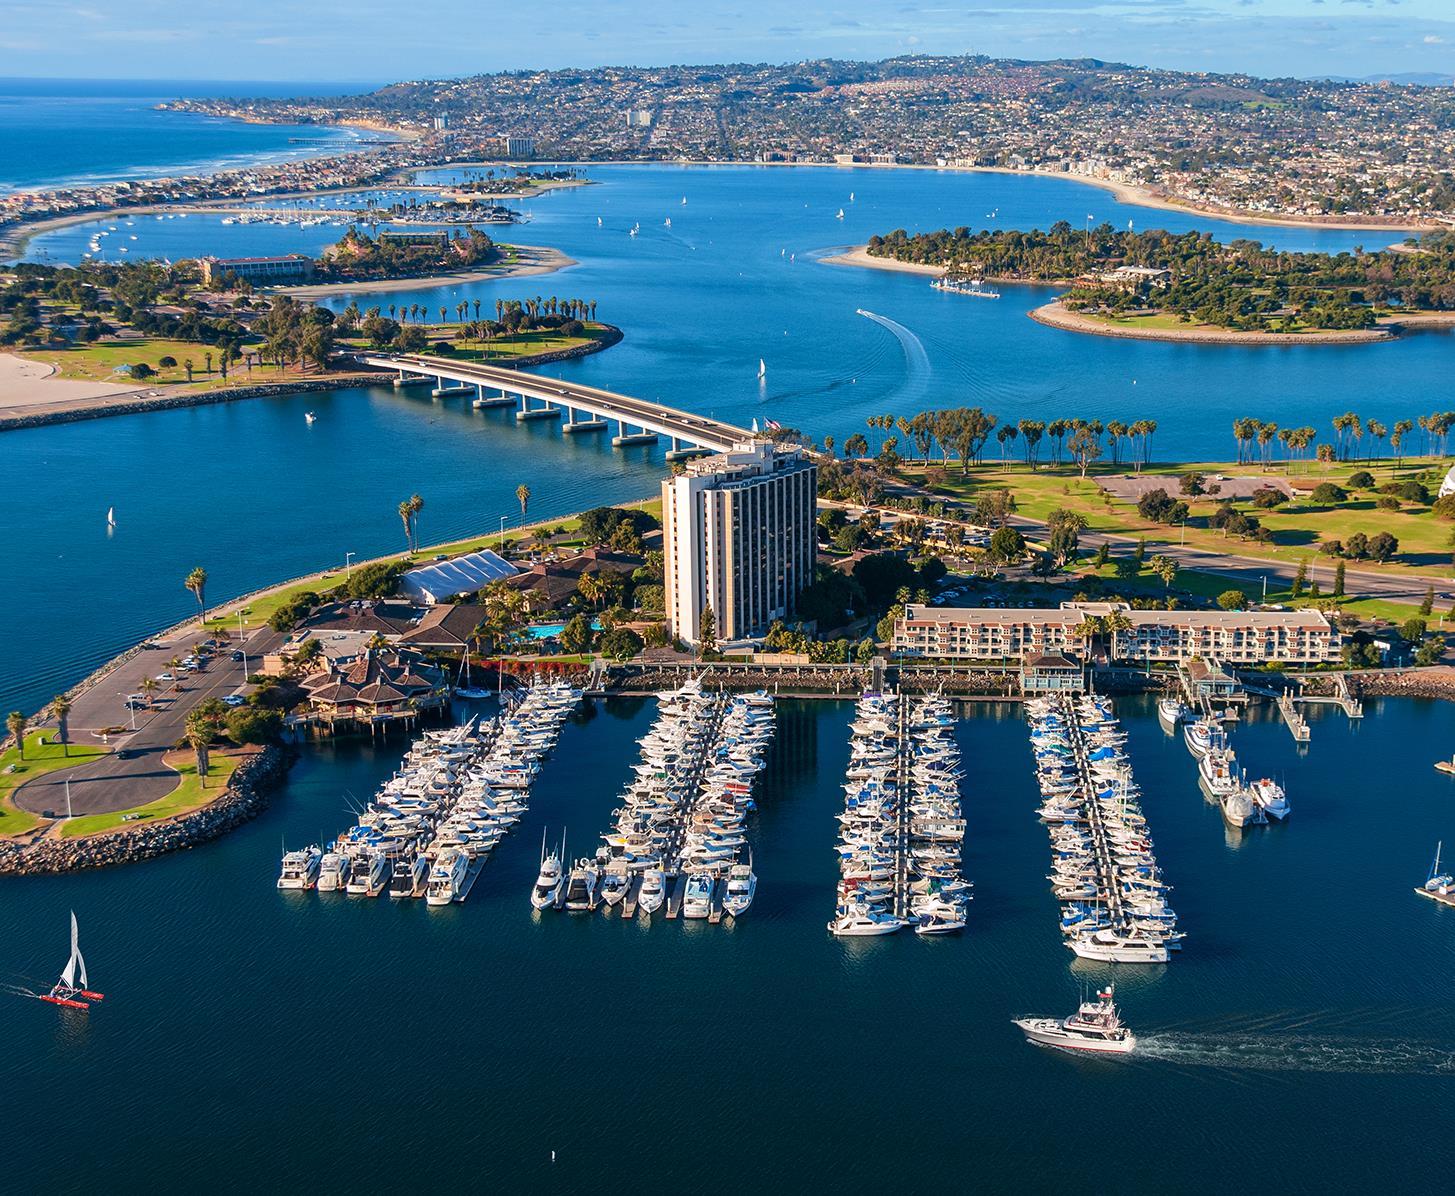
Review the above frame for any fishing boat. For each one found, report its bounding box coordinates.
[39,913,105,1010]
[530,832,567,910]
[1013,986,1136,1054]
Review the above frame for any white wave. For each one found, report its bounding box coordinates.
[855,308,930,404]
[1137,1032,1455,1076]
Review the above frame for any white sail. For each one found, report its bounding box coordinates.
[106,506,115,526]
[60,911,83,987]
[757,358,766,378]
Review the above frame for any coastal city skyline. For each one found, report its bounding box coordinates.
[4,12,1455,1191]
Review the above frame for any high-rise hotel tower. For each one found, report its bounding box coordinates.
[662,441,817,645]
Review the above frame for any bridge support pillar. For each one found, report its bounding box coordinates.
[613,423,659,447]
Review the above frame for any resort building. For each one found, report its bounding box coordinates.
[662,441,817,646]
[502,135,535,158]
[198,254,315,285]
[300,648,447,730]
[892,602,1341,666]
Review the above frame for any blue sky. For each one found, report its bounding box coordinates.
[4,0,1454,84]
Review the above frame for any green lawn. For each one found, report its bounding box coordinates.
[907,459,1455,588]
[1075,310,1344,336]
[203,495,662,633]
[22,337,306,389]
[0,733,110,837]
[59,753,239,839]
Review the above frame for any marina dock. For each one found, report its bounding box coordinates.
[1026,694,1180,963]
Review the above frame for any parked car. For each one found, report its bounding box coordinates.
[156,672,175,682]
[221,694,246,708]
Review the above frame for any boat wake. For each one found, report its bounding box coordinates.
[1136,1032,1455,1076]
[855,308,931,405]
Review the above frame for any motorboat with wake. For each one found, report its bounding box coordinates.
[1014,986,1135,1054]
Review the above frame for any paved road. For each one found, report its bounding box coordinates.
[17,623,282,818]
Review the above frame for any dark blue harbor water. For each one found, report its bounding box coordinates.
[5,695,1454,1190]
[10,163,1455,713]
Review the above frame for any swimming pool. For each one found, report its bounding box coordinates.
[527,620,601,639]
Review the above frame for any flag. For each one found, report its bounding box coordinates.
[765,418,782,431]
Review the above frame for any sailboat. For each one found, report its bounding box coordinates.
[757,358,766,380]
[106,506,115,529]
[304,411,317,425]
[836,208,845,220]
[1418,841,1455,900]
[39,912,104,1010]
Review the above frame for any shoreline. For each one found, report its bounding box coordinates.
[1028,300,1396,346]
[275,245,576,297]
[817,244,1072,286]
[0,322,621,431]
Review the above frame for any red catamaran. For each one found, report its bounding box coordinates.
[39,912,104,1010]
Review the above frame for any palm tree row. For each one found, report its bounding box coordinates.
[376,297,598,325]
[842,411,1159,470]
[398,493,425,552]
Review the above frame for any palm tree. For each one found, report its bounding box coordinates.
[140,676,159,708]
[7,711,27,759]
[1103,610,1133,660]
[398,499,415,551]
[409,494,424,549]
[52,694,72,757]
[185,724,211,787]
[185,567,208,622]
[516,483,531,521]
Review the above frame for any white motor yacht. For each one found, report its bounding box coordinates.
[564,859,600,911]
[1068,928,1171,963]
[600,862,632,908]
[317,851,350,891]
[425,847,470,906]
[1156,698,1187,732]
[682,871,715,919]
[722,858,757,917]
[388,852,430,898]
[1248,777,1290,820]
[1014,986,1137,1054]
[828,902,904,937]
[277,845,322,890]
[637,868,667,915]
[531,846,567,910]
[345,851,389,897]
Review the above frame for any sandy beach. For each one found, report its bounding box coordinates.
[274,245,576,298]
[0,353,140,411]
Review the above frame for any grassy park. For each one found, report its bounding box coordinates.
[23,335,314,389]
[0,734,110,837]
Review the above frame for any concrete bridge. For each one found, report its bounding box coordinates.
[359,352,749,457]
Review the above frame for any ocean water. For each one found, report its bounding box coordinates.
[0,78,383,194]
[4,694,1454,1190]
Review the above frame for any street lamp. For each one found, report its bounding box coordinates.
[498,514,507,548]
[118,692,136,731]
[237,610,248,678]
[345,551,355,580]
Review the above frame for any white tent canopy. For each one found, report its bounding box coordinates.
[401,549,520,605]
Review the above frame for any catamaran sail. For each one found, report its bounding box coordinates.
[61,911,86,989]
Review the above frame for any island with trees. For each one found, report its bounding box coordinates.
[862,224,1455,343]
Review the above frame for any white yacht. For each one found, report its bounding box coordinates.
[317,851,350,892]
[425,848,469,906]
[600,861,632,908]
[1068,928,1171,963]
[1197,749,1240,801]
[722,858,756,917]
[682,871,715,919]
[1248,777,1290,821]
[1183,718,1217,757]
[564,859,600,911]
[1014,987,1137,1054]
[345,851,389,897]
[637,868,667,915]
[1156,698,1187,732]
[531,844,566,910]
[828,902,904,937]
[388,852,430,899]
[276,845,322,890]
[1418,842,1455,899]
